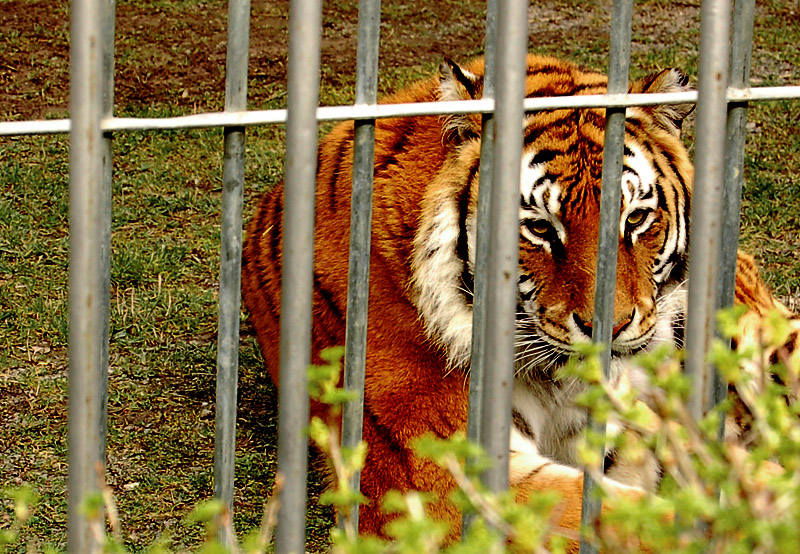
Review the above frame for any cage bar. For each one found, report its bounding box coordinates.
[340,0,381,533]
[478,0,528,495]
[685,0,733,419]
[463,0,497,534]
[273,0,323,551]
[7,86,800,138]
[67,0,114,552]
[714,0,756,407]
[466,0,498,462]
[579,1,634,552]
[213,0,251,546]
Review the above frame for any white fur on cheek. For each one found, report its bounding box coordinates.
[620,143,659,245]
[411,191,474,368]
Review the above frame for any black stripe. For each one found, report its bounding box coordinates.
[652,160,666,179]
[625,117,646,135]
[248,203,282,318]
[664,156,689,201]
[524,462,552,480]
[268,199,282,259]
[638,186,655,201]
[524,113,578,145]
[655,180,669,211]
[604,449,617,473]
[622,163,637,176]
[529,149,559,167]
[636,138,654,155]
[512,409,536,440]
[527,64,563,76]
[314,273,344,322]
[327,125,355,210]
[374,118,415,175]
[532,172,560,189]
[520,286,535,303]
[456,173,475,300]
[570,83,606,96]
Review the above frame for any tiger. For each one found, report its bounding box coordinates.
[241,54,799,550]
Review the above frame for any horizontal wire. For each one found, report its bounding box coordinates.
[2,85,800,137]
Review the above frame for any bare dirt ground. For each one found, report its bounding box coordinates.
[2,0,738,119]
[3,0,796,120]
[0,0,491,119]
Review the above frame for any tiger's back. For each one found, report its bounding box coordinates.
[242,71,475,535]
[242,75,453,374]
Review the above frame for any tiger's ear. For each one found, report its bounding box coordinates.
[439,58,484,142]
[439,58,483,101]
[630,68,695,136]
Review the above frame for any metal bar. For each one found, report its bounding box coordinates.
[274,0,322,551]
[715,0,755,406]
[340,0,381,533]
[98,0,115,518]
[479,0,528,494]
[0,119,72,136]
[726,86,800,101]
[213,0,251,546]
[467,0,499,456]
[67,0,114,552]
[685,0,732,418]
[580,2,634,552]
[6,86,800,137]
[463,0,498,535]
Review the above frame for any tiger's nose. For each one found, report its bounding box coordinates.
[573,313,634,340]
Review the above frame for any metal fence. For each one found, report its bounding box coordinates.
[3,0,800,552]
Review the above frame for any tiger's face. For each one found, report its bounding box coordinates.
[512,116,690,372]
[412,56,694,374]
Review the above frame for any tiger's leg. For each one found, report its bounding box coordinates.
[349,319,471,542]
[356,412,464,542]
[510,428,651,553]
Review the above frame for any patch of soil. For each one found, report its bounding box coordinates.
[2,0,797,121]
[0,0,486,120]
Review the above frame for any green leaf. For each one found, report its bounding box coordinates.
[0,529,18,547]
[184,499,224,525]
[80,491,105,519]
[717,304,748,339]
[319,488,368,509]
[412,432,487,467]
[307,416,332,451]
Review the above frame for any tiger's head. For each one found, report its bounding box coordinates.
[411,56,694,375]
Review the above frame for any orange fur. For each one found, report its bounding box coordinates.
[241,55,794,549]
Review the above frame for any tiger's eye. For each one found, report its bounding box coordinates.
[528,219,552,237]
[626,209,647,227]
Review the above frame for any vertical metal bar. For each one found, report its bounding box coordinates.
[467,0,498,454]
[479,0,528,494]
[67,0,114,552]
[715,0,755,405]
[579,2,633,552]
[340,0,381,533]
[463,0,497,535]
[274,0,322,551]
[214,0,250,546]
[685,0,732,419]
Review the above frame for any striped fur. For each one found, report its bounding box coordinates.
[241,55,794,551]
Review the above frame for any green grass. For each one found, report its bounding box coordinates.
[0,122,327,552]
[739,100,800,299]
[1,0,799,552]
